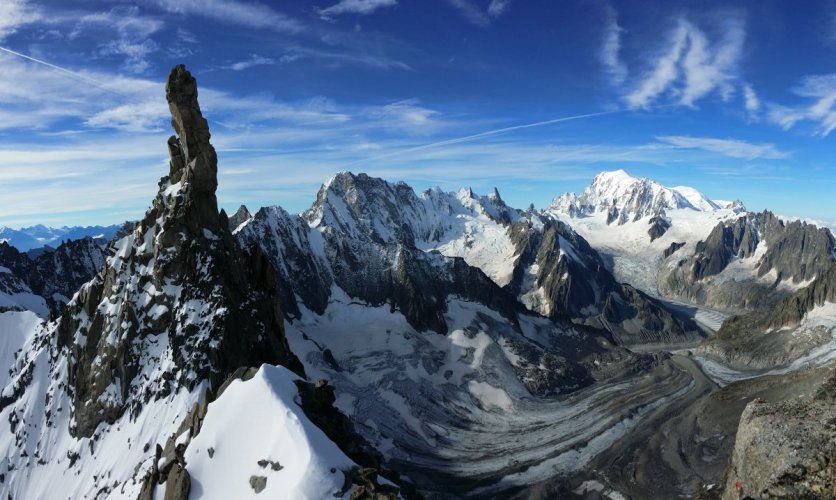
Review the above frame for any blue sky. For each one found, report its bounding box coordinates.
[0,0,834,228]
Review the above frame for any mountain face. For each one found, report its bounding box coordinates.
[0,237,106,317]
[0,65,396,499]
[0,224,121,252]
[550,169,723,225]
[723,366,836,499]
[660,210,836,311]
[237,172,700,347]
[548,170,834,318]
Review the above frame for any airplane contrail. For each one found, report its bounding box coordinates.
[341,108,629,168]
[0,45,128,98]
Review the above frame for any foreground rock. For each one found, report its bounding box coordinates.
[723,366,836,499]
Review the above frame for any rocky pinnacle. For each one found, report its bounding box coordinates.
[45,64,302,438]
[165,64,219,232]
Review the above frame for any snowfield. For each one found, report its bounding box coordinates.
[184,365,358,500]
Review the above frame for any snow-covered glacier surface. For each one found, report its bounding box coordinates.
[284,287,695,494]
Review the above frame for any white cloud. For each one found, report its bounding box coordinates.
[273,45,410,70]
[70,7,164,73]
[223,54,275,71]
[487,0,511,18]
[767,74,836,136]
[0,0,40,40]
[365,99,444,134]
[655,135,789,160]
[743,83,760,114]
[85,99,168,132]
[146,0,302,33]
[600,7,627,86]
[318,0,397,19]
[447,0,511,26]
[626,18,745,108]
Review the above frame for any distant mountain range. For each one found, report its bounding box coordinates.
[0,224,122,251]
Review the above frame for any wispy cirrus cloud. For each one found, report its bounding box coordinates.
[487,0,511,18]
[766,74,836,136]
[146,0,302,33]
[318,0,398,19]
[220,54,275,71]
[68,6,164,73]
[655,135,789,160]
[447,0,511,27]
[365,99,444,134]
[625,17,745,109]
[743,83,760,115]
[0,0,40,40]
[599,6,627,86]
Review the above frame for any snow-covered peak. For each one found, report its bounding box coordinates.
[550,169,722,225]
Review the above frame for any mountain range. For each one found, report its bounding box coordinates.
[0,66,833,499]
[0,224,123,252]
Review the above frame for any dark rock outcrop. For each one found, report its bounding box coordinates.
[49,64,302,438]
[647,215,671,242]
[506,217,701,345]
[663,241,685,258]
[227,205,252,231]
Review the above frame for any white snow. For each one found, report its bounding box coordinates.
[468,380,513,412]
[0,290,49,317]
[551,206,743,296]
[0,311,42,388]
[184,364,357,500]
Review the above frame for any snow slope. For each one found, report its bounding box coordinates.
[184,365,359,500]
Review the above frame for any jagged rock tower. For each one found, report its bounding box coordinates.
[54,64,302,437]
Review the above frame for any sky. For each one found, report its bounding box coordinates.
[0,0,834,229]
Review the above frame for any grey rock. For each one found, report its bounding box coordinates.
[722,370,836,499]
[163,463,190,500]
[227,205,252,231]
[249,475,267,494]
[698,263,836,368]
[663,241,685,258]
[660,211,835,311]
[0,237,106,316]
[647,215,671,242]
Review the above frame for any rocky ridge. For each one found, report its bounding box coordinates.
[238,171,701,347]
[660,210,836,311]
